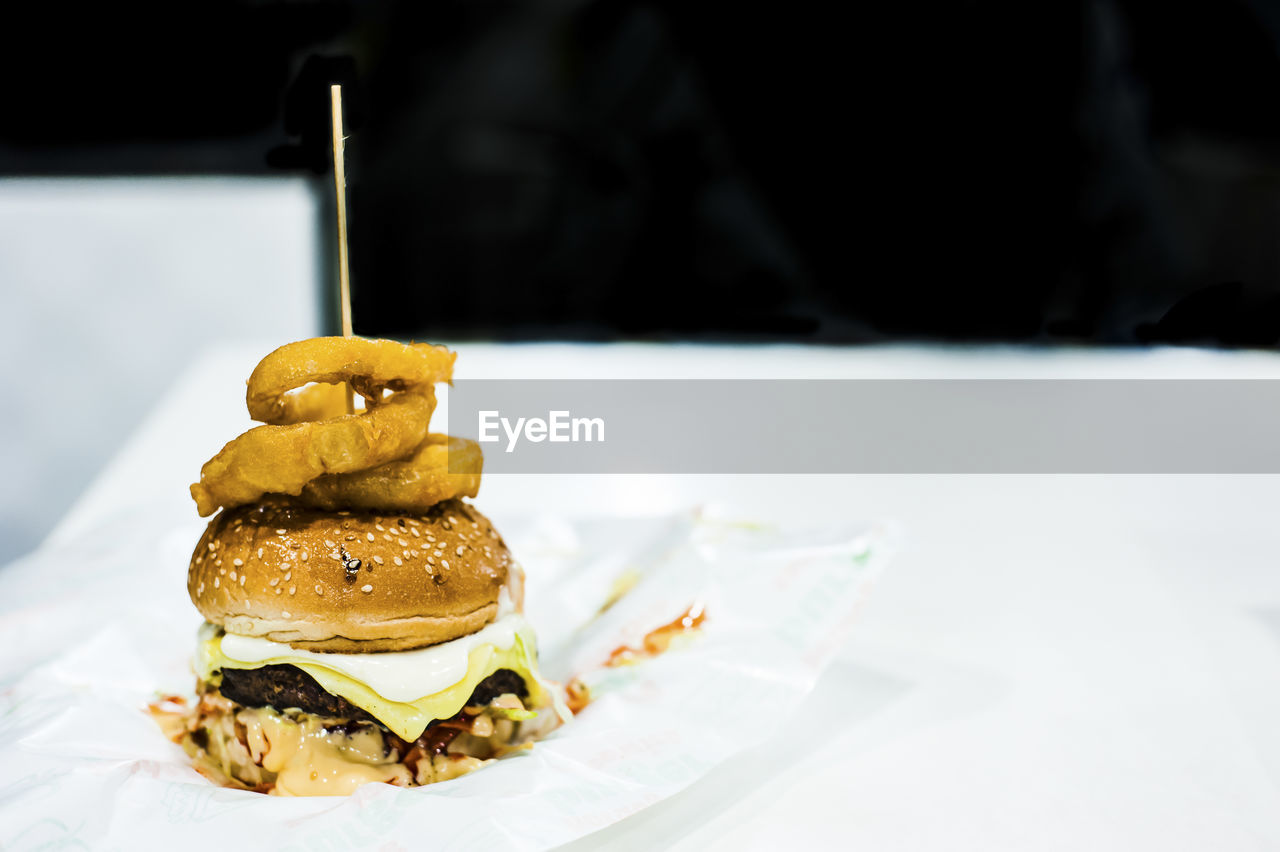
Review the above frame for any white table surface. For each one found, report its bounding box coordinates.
[26,341,1280,851]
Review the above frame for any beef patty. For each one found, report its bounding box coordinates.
[217,664,529,725]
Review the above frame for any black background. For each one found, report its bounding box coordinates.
[7,0,1280,345]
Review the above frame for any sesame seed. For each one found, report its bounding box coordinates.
[282,611,291,618]
[456,546,465,556]
[257,548,263,559]
[300,551,309,561]
[275,588,282,595]
[229,570,237,581]
[361,584,373,593]
[315,585,324,595]
[393,557,403,566]
[383,534,392,541]
[213,577,220,588]
[270,578,279,586]
[367,533,375,542]
[375,524,385,531]
[373,556,384,565]
[208,542,218,552]
[197,583,205,594]
[284,572,291,581]
[219,568,226,575]
[239,575,246,587]
[324,540,335,548]
[276,529,287,534]
[289,586,296,595]
[442,559,450,569]
[398,538,408,547]
[410,528,420,537]
[233,557,244,567]
[427,556,435,565]
[345,534,356,541]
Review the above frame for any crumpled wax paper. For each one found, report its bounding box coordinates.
[0,502,893,851]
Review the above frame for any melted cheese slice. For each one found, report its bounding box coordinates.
[196,614,548,741]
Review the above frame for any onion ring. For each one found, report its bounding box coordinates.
[190,391,434,517]
[247,337,455,425]
[266,382,351,425]
[298,434,483,513]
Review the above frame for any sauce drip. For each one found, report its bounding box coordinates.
[604,603,707,668]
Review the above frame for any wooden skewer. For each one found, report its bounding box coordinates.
[330,84,355,414]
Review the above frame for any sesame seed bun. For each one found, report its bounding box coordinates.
[188,499,513,652]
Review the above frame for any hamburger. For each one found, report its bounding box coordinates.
[155,337,569,795]
[177,496,565,795]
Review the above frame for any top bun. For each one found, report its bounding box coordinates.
[188,499,513,652]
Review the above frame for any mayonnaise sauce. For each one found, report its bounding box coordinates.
[236,707,413,796]
[215,614,530,702]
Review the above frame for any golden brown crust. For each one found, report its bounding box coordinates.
[188,499,511,651]
[189,390,435,517]
[245,337,455,425]
[298,434,483,514]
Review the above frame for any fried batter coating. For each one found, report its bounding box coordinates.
[191,337,474,517]
[190,391,434,516]
[298,434,483,513]
[247,337,455,424]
